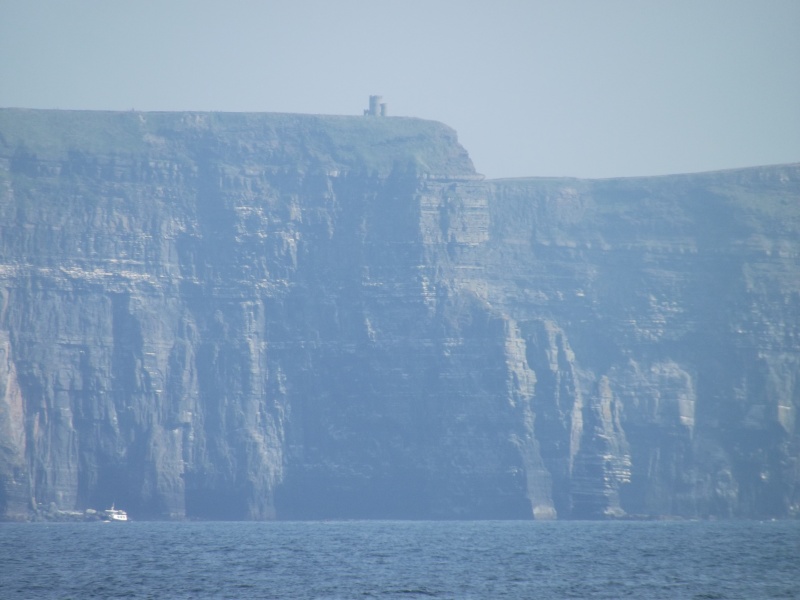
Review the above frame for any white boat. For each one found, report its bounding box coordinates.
[104,504,129,521]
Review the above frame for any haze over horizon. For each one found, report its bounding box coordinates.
[1,0,799,180]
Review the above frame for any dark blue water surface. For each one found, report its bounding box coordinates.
[2,520,798,599]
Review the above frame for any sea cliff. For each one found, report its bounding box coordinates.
[1,109,798,519]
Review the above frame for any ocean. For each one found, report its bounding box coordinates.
[2,520,798,599]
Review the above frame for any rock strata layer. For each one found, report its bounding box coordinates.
[1,109,798,520]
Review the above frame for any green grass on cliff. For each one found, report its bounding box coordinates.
[0,109,151,157]
[0,109,476,178]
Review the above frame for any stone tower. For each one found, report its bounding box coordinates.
[364,95,387,116]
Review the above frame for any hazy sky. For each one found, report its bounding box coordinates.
[2,0,799,179]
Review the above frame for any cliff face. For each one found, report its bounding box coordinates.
[483,170,800,518]
[0,109,798,520]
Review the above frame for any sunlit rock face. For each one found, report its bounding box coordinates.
[0,109,798,520]
[484,170,800,519]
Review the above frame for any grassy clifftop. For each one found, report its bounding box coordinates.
[0,108,477,178]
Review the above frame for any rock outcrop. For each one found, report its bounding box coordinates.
[1,109,798,520]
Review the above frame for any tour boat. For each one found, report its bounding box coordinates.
[105,504,129,521]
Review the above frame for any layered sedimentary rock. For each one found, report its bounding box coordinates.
[0,109,798,520]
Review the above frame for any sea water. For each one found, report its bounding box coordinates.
[2,520,798,599]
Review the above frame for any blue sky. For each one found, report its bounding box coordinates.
[1,0,798,179]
